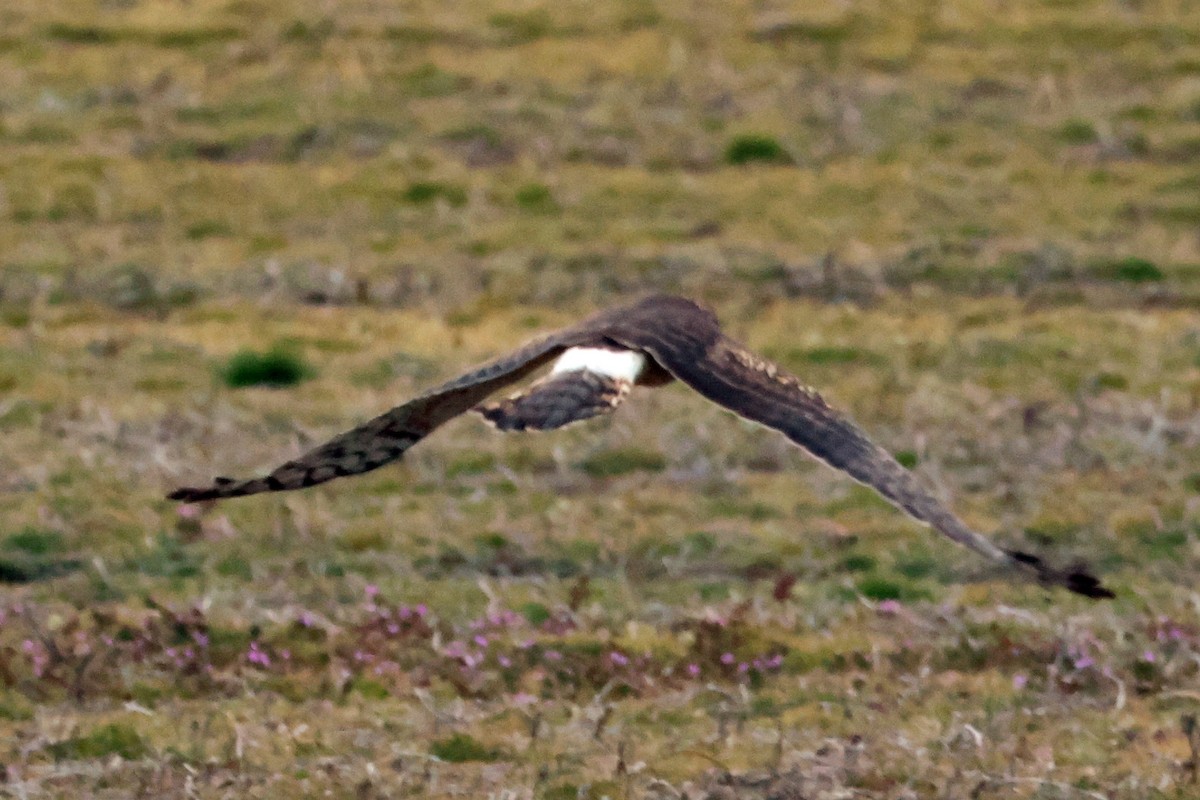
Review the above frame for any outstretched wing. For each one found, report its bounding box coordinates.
[169,333,579,502]
[598,296,1113,599]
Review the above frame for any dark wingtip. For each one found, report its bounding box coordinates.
[1005,549,1114,600]
[167,486,214,503]
[168,476,237,503]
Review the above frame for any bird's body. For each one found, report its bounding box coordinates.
[169,294,1113,599]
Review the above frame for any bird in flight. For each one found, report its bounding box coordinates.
[169,294,1112,599]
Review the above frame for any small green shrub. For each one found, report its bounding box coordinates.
[403,181,467,206]
[725,134,790,165]
[520,601,551,626]
[841,554,876,572]
[4,528,65,555]
[430,733,500,762]
[1056,119,1098,144]
[895,554,937,579]
[43,23,121,44]
[221,346,314,388]
[1087,257,1164,283]
[857,576,930,602]
[0,527,78,584]
[184,220,232,240]
[402,64,469,97]
[514,182,556,212]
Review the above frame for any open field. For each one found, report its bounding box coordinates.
[2,0,1200,796]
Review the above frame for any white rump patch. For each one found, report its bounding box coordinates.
[551,347,645,382]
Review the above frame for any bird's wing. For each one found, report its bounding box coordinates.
[598,296,1113,599]
[168,331,586,502]
[476,369,633,432]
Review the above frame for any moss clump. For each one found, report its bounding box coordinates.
[221,346,314,388]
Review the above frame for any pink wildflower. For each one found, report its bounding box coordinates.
[876,599,902,615]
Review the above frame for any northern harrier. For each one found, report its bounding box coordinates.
[170,295,1112,599]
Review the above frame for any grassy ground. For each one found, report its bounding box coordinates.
[2,0,1200,796]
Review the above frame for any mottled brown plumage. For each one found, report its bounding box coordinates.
[169,294,1113,599]
[477,369,632,432]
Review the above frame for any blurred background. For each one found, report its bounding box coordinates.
[1,0,1199,797]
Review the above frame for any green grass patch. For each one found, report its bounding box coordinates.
[129,535,201,580]
[0,527,78,583]
[184,220,233,240]
[43,23,240,47]
[4,528,65,555]
[215,553,253,580]
[221,346,314,388]
[1086,257,1164,283]
[577,448,666,478]
[514,182,557,212]
[429,733,501,762]
[403,181,468,206]
[402,64,470,97]
[840,554,876,572]
[47,723,148,761]
[1055,118,1098,144]
[520,601,551,626]
[487,10,553,44]
[725,134,790,165]
[895,554,938,580]
[857,575,930,602]
[445,452,497,478]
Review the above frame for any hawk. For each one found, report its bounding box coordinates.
[169,294,1112,599]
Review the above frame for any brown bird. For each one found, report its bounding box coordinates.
[169,294,1113,599]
